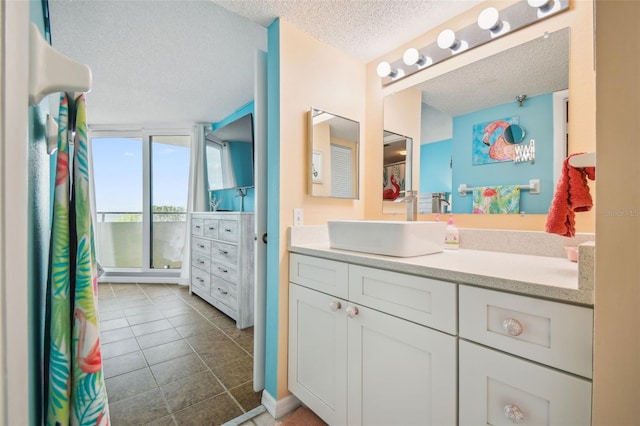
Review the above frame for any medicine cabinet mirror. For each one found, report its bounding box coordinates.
[383,27,570,215]
[309,108,360,199]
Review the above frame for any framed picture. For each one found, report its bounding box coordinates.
[312,150,323,183]
[472,116,518,165]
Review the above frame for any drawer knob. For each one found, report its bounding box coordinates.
[345,305,359,318]
[329,301,342,311]
[503,318,523,336]
[504,404,525,424]
[218,288,228,295]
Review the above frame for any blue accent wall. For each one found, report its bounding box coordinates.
[264,18,280,399]
[451,93,554,214]
[420,139,452,193]
[209,187,255,212]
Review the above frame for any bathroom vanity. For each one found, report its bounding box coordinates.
[287,227,594,425]
[190,212,255,329]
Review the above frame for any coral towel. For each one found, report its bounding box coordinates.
[546,153,596,237]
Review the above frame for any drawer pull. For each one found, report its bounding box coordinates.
[217,288,228,295]
[224,228,232,232]
[504,404,525,424]
[217,266,228,273]
[196,277,204,283]
[502,318,524,336]
[197,243,205,249]
[195,225,201,229]
[218,249,228,254]
[346,305,359,318]
[329,301,342,311]
[208,226,215,230]
[197,259,205,264]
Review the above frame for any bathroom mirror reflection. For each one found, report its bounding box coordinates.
[384,27,570,215]
[383,130,412,201]
[309,108,360,199]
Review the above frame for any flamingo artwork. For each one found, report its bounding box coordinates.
[383,174,401,200]
[481,119,516,162]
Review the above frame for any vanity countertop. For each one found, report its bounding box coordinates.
[288,242,593,306]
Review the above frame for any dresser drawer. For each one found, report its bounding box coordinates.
[349,265,457,334]
[211,261,238,283]
[191,266,211,293]
[203,219,219,239]
[289,253,348,299]
[218,219,238,242]
[211,240,238,265]
[211,278,238,310]
[191,218,204,236]
[191,252,211,271]
[192,237,211,256]
[459,340,591,426]
[459,285,593,378]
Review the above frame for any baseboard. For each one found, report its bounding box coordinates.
[261,390,301,420]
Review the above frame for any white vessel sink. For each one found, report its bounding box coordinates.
[327,220,447,257]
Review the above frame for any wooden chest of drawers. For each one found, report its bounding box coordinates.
[190,212,254,329]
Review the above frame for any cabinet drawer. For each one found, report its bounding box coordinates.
[349,265,457,334]
[211,241,238,265]
[459,285,593,378]
[211,278,237,310]
[218,219,238,242]
[191,266,211,293]
[191,218,204,236]
[203,219,219,239]
[191,252,211,271]
[192,237,211,256]
[211,261,238,283]
[459,340,591,426]
[289,253,348,299]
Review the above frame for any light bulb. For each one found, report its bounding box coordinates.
[437,29,459,50]
[478,7,501,31]
[403,48,422,66]
[376,61,396,78]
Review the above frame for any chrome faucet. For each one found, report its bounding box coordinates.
[404,190,418,221]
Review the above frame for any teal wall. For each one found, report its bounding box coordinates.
[451,93,554,214]
[264,18,280,399]
[420,139,452,193]
[29,1,52,424]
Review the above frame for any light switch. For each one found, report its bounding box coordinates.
[293,208,304,226]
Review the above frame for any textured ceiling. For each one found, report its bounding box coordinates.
[48,0,482,126]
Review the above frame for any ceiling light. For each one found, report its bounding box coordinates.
[403,48,432,68]
[528,0,560,17]
[478,7,511,37]
[437,29,459,50]
[377,61,397,78]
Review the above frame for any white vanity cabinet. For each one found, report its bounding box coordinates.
[288,254,457,426]
[190,212,254,329]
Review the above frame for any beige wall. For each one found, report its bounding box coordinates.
[364,0,596,232]
[276,19,366,398]
[592,1,640,424]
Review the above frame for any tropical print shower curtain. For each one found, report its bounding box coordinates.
[46,93,110,425]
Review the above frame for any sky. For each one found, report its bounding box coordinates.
[92,137,190,214]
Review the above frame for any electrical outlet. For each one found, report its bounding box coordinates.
[293,208,304,227]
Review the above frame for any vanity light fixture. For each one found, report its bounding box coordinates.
[515,94,527,107]
[377,0,568,86]
[403,48,432,68]
[477,7,510,37]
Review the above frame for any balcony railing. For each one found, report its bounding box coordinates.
[96,211,186,269]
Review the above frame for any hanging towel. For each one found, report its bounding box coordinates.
[472,185,521,214]
[546,153,596,237]
[45,94,110,425]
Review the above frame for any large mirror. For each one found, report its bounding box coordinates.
[309,108,360,199]
[205,113,254,192]
[384,27,570,215]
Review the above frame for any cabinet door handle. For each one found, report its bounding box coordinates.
[217,288,228,295]
[345,305,359,318]
[503,404,525,424]
[218,249,228,254]
[502,318,523,336]
[329,301,342,311]
[217,266,228,273]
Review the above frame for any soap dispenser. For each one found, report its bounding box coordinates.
[444,214,459,250]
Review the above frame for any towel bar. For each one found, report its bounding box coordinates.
[458,179,540,196]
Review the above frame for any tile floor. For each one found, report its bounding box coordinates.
[98,282,263,425]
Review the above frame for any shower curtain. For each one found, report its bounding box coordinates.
[45,93,110,425]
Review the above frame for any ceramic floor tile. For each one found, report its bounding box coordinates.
[123,305,161,316]
[116,292,149,301]
[160,371,225,412]
[105,367,157,403]
[109,388,169,426]
[150,353,208,386]
[117,298,154,310]
[228,382,262,413]
[166,312,205,327]
[175,320,218,338]
[251,411,277,426]
[102,337,141,359]
[136,328,183,350]
[98,309,125,321]
[126,310,165,325]
[131,319,173,336]
[197,338,247,368]
[101,327,135,344]
[171,393,243,426]
[143,339,194,365]
[208,354,253,389]
[161,305,196,318]
[100,317,130,332]
[145,414,177,426]
[103,351,147,379]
